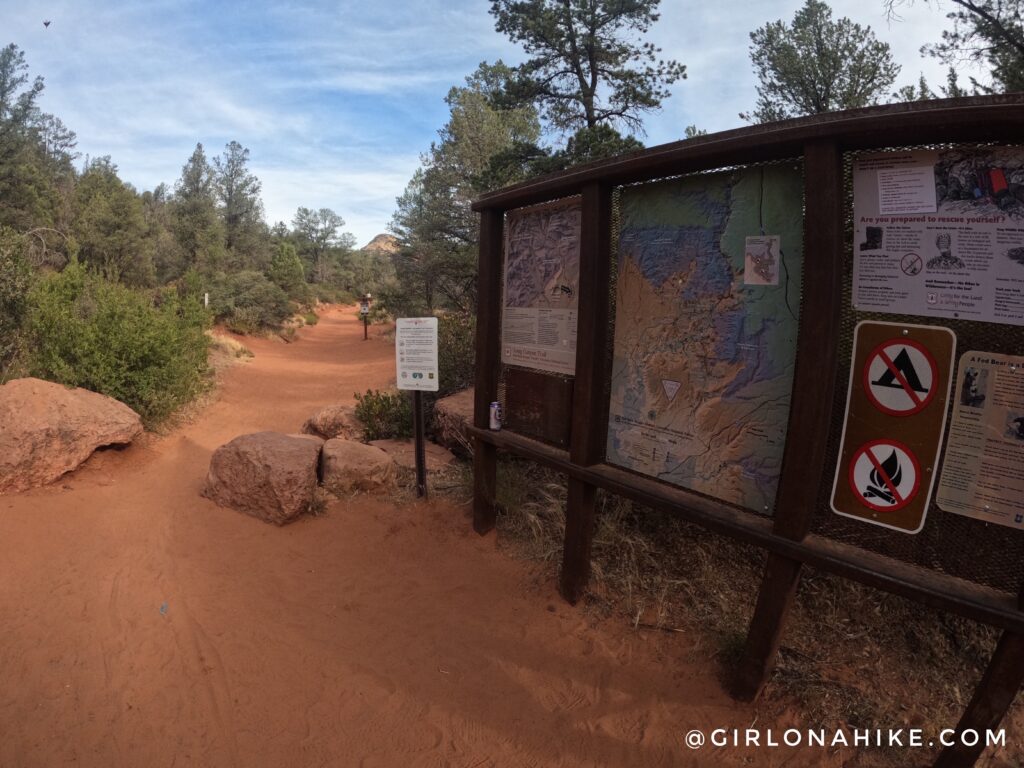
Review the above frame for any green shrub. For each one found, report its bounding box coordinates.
[303,311,319,326]
[208,270,292,333]
[0,228,32,378]
[311,284,351,305]
[225,305,264,335]
[26,261,210,426]
[437,312,476,396]
[268,243,310,304]
[354,389,413,440]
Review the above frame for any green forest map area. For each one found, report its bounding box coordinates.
[606,164,804,512]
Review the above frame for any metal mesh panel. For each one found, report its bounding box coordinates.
[810,144,1024,596]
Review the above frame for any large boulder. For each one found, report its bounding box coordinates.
[0,378,144,493]
[301,404,361,440]
[321,439,396,495]
[203,432,322,525]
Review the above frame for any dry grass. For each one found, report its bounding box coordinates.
[308,486,331,517]
[389,458,474,506]
[484,455,1022,767]
[206,331,254,370]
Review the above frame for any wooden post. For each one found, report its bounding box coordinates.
[733,553,803,700]
[364,314,369,340]
[413,390,427,498]
[473,208,504,534]
[559,182,613,603]
[933,631,1024,768]
[733,140,845,701]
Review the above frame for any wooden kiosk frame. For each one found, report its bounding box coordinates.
[470,96,1024,768]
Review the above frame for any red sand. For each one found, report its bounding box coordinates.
[0,306,840,767]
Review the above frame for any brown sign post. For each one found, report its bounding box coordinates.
[831,322,955,533]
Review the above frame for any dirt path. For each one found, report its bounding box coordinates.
[0,307,834,768]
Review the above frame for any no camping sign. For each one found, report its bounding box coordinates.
[831,322,955,533]
[862,338,938,417]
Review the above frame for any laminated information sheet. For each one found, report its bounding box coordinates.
[853,148,1024,326]
[936,351,1024,529]
[501,198,581,376]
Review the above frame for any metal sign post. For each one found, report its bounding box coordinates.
[359,293,372,340]
[395,317,439,498]
[412,391,427,498]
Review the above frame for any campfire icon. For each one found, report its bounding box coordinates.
[863,449,902,505]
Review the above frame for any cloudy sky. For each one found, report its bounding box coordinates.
[4,0,967,246]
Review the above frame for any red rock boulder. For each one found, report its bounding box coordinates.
[203,432,322,525]
[0,378,144,493]
[321,439,396,495]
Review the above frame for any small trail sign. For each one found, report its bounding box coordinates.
[831,321,955,533]
[396,318,438,392]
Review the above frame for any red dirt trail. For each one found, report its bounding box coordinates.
[0,306,837,768]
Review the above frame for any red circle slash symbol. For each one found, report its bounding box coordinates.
[863,338,938,417]
[848,440,921,513]
[901,253,922,276]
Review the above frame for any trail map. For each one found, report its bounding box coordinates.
[606,165,804,512]
[501,198,581,375]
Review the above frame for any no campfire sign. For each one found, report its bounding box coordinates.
[831,322,955,533]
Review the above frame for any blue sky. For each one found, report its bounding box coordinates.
[5,0,961,246]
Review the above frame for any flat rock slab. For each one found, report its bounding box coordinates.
[0,377,144,493]
[203,432,322,525]
[322,439,395,494]
[369,439,457,472]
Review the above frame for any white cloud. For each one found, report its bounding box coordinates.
[0,0,982,244]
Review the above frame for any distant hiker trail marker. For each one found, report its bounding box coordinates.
[396,317,438,498]
[360,294,372,340]
[831,321,955,533]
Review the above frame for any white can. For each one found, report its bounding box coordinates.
[489,401,502,431]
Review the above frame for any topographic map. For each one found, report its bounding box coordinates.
[605,165,804,512]
[501,198,581,375]
[504,201,581,310]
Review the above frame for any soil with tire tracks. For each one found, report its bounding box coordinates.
[0,306,841,767]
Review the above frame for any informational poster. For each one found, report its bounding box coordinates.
[936,351,1024,529]
[853,148,1024,326]
[830,322,955,534]
[395,317,438,392]
[605,164,804,513]
[501,198,581,376]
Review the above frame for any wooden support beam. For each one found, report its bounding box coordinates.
[934,631,1024,768]
[467,427,1024,634]
[473,97,1024,213]
[560,479,597,603]
[559,182,613,603]
[733,139,844,700]
[733,554,802,701]
[472,207,504,534]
